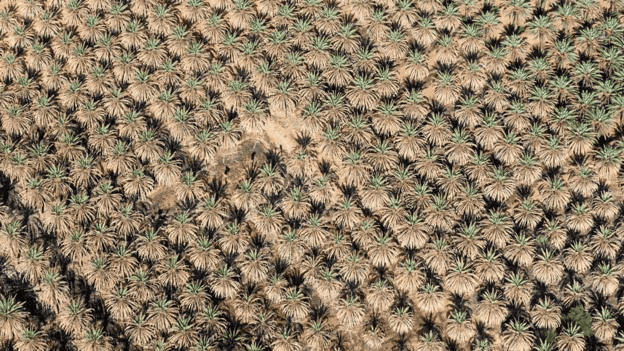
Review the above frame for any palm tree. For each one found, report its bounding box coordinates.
[503,272,533,307]
[591,263,620,297]
[530,297,561,330]
[365,279,396,314]
[513,198,542,230]
[77,327,112,351]
[595,145,622,182]
[125,312,155,348]
[474,290,507,329]
[567,203,594,235]
[231,292,260,324]
[538,177,570,213]
[0,295,26,342]
[593,307,618,344]
[281,288,310,322]
[424,196,456,232]
[103,286,136,323]
[128,269,157,305]
[156,255,190,290]
[314,268,342,305]
[453,223,485,260]
[423,237,452,275]
[444,259,480,297]
[474,112,503,151]
[563,241,593,274]
[195,196,226,229]
[165,212,198,247]
[466,151,492,188]
[152,151,182,187]
[58,299,93,335]
[556,324,585,351]
[376,196,406,230]
[346,74,378,111]
[338,150,372,188]
[413,283,449,316]
[414,330,447,351]
[513,152,543,186]
[0,220,26,264]
[209,266,241,300]
[34,269,70,314]
[335,295,365,332]
[494,131,523,165]
[396,213,428,250]
[475,249,505,283]
[366,234,400,268]
[446,311,476,345]
[16,245,49,283]
[504,233,536,268]
[388,306,414,336]
[337,253,371,286]
[483,167,515,202]
[134,229,168,262]
[14,327,48,351]
[147,299,179,334]
[446,128,475,166]
[591,192,620,224]
[237,248,270,285]
[502,321,534,351]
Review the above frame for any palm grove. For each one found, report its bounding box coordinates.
[1,0,624,350]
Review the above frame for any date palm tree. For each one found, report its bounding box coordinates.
[424,195,456,232]
[0,295,26,342]
[444,259,479,297]
[556,324,585,351]
[337,253,371,286]
[156,254,190,290]
[103,286,136,323]
[484,167,515,202]
[593,307,618,344]
[147,299,179,334]
[396,213,428,250]
[414,283,449,317]
[134,229,168,262]
[281,287,310,322]
[530,297,561,330]
[77,327,112,351]
[503,272,533,307]
[474,290,507,329]
[210,266,241,300]
[446,311,476,345]
[58,299,93,336]
[367,234,400,268]
[14,327,48,351]
[591,263,620,297]
[125,312,155,348]
[453,223,485,260]
[335,295,366,332]
[504,233,535,267]
[34,270,70,314]
[502,320,534,351]
[563,241,593,274]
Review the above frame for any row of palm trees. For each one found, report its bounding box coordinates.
[1,0,624,351]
